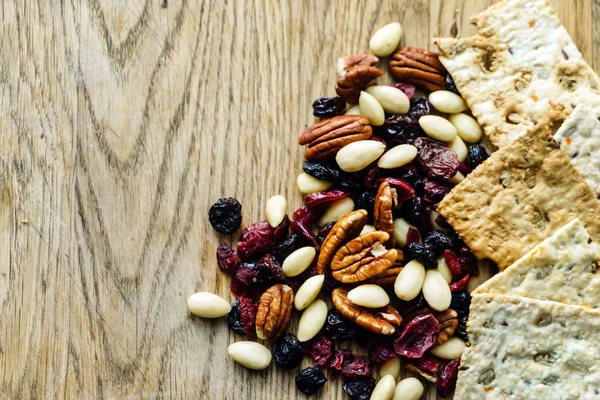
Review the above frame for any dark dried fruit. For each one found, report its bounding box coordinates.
[423,179,451,205]
[401,196,425,226]
[445,73,459,94]
[458,162,472,176]
[368,343,396,366]
[312,96,345,118]
[309,336,334,367]
[304,190,350,209]
[354,192,376,222]
[443,249,463,278]
[409,96,435,119]
[230,260,260,298]
[467,144,489,170]
[394,313,440,358]
[257,254,286,285]
[239,297,257,335]
[329,349,353,378]
[398,164,425,194]
[322,272,340,293]
[303,161,361,191]
[404,242,435,262]
[423,231,454,256]
[324,309,355,342]
[317,222,335,245]
[273,215,290,245]
[343,378,376,400]
[216,243,238,275]
[459,246,480,277]
[208,197,242,234]
[342,355,373,380]
[437,359,460,398]
[414,137,460,180]
[374,177,415,201]
[274,333,304,370]
[450,273,471,292]
[362,164,381,189]
[291,205,326,246]
[390,82,416,100]
[237,221,275,260]
[380,114,425,146]
[296,366,327,396]
[227,300,246,335]
[273,233,311,263]
[450,290,471,341]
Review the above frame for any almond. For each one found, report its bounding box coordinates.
[282,246,316,277]
[336,140,386,172]
[366,85,409,114]
[429,90,468,113]
[394,260,425,301]
[449,113,483,143]
[187,292,231,318]
[297,299,328,342]
[317,197,355,227]
[359,91,385,126]
[227,341,272,370]
[297,172,332,194]
[431,337,467,359]
[265,195,287,228]
[295,274,325,310]
[347,284,390,308]
[378,144,417,169]
[422,269,452,311]
[419,115,457,142]
[369,22,403,57]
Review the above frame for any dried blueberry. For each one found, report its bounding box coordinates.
[303,161,361,191]
[274,333,304,370]
[414,138,460,180]
[296,366,327,396]
[343,378,376,400]
[324,309,355,342]
[316,222,335,245]
[423,231,454,256]
[445,73,459,94]
[230,260,265,298]
[216,243,238,275]
[312,96,345,118]
[208,197,242,234]
[408,96,435,119]
[467,144,489,170]
[257,254,285,286]
[354,192,376,222]
[227,300,246,335]
[380,114,425,146]
[401,196,424,226]
[451,290,471,341]
[273,233,311,264]
[404,242,435,262]
[309,336,333,367]
[437,359,460,398]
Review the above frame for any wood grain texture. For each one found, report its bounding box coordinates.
[0,0,593,398]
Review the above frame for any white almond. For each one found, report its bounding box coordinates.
[297,299,328,342]
[393,218,420,248]
[429,90,468,113]
[282,246,316,277]
[449,171,465,185]
[360,224,376,235]
[366,86,410,114]
[187,292,231,318]
[431,337,467,360]
[378,144,417,169]
[227,341,272,370]
[317,197,355,227]
[436,256,452,284]
[347,284,390,308]
[371,375,396,400]
[448,135,468,163]
[345,105,361,115]
[429,210,448,232]
[336,140,386,173]
[419,115,457,142]
[359,91,385,126]
[449,113,483,143]
[379,356,401,380]
[422,269,452,311]
[297,172,332,194]
[369,22,403,57]
[295,274,325,310]
[394,260,425,301]
[393,377,424,400]
[265,195,287,228]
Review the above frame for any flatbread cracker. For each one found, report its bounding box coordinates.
[433,0,600,148]
[554,105,600,198]
[474,219,600,308]
[437,125,600,270]
[456,294,600,399]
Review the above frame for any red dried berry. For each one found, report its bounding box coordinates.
[208,197,243,234]
[273,215,290,245]
[437,359,460,398]
[304,190,350,209]
[216,243,238,275]
[290,205,327,246]
[450,273,471,293]
[423,178,451,205]
[374,177,415,201]
[459,246,479,277]
[390,82,416,100]
[341,355,373,381]
[363,165,381,189]
[443,249,463,278]
[309,336,333,367]
[257,254,286,285]
[329,349,353,378]
[414,137,460,180]
[409,352,440,373]
[407,228,422,245]
[368,343,396,366]
[239,297,257,336]
[317,222,335,245]
[457,162,471,176]
[237,221,275,260]
[394,313,440,358]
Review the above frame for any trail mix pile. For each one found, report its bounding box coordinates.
[189,22,490,399]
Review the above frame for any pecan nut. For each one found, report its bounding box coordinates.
[255,284,294,340]
[337,54,379,78]
[405,363,438,383]
[373,181,397,246]
[299,115,372,161]
[332,287,401,335]
[317,210,368,274]
[331,230,398,283]
[389,46,446,92]
[336,54,383,104]
[366,265,403,287]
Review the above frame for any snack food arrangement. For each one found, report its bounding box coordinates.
[188,0,600,398]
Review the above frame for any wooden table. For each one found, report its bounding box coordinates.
[1,0,596,398]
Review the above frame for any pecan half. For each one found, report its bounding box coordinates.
[337,54,379,78]
[255,284,294,340]
[299,115,373,161]
[373,181,397,247]
[317,210,368,274]
[336,55,383,104]
[331,230,398,283]
[332,287,401,335]
[389,46,446,92]
[405,363,438,383]
[402,307,459,345]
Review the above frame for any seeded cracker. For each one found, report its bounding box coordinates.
[473,219,600,307]
[437,126,600,270]
[554,105,600,198]
[433,0,600,148]
[456,294,600,399]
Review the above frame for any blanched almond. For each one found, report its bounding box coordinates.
[295,274,325,310]
[449,171,465,185]
[297,172,332,194]
[393,377,424,400]
[317,197,355,227]
[297,299,328,342]
[359,91,385,126]
[449,113,483,143]
[371,375,396,400]
[366,86,409,114]
[282,246,316,277]
[336,140,386,172]
[422,269,452,311]
[436,256,452,284]
[369,22,403,57]
[429,90,468,113]
[419,115,457,142]
[187,292,231,318]
[347,284,390,308]
[431,337,466,359]
[227,341,272,370]
[265,195,287,228]
[380,356,401,380]
[448,135,468,163]
[394,260,425,301]
[378,144,417,169]
[345,105,361,115]
[393,218,420,248]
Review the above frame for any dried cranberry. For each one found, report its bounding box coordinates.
[216,243,238,275]
[303,161,361,191]
[296,366,327,396]
[394,313,440,358]
[230,260,264,298]
[317,222,335,245]
[274,333,304,370]
[312,96,345,118]
[414,138,460,180]
[450,273,471,292]
[324,309,355,342]
[435,213,452,231]
[237,221,275,260]
[342,355,373,380]
[437,359,460,398]
[401,196,424,226]
[445,73,459,94]
[423,179,451,204]
[273,215,290,245]
[363,164,381,189]
[291,205,326,246]
[304,190,349,209]
[404,242,435,262]
[239,297,257,335]
[459,246,480,276]
[273,233,311,263]
[458,162,471,176]
[407,228,422,244]
[329,349,353,378]
[467,144,489,170]
[374,177,415,201]
[451,290,471,341]
[257,254,285,285]
[232,260,259,286]
[390,82,416,100]
[208,197,242,234]
[443,249,463,278]
[227,300,246,335]
[309,336,333,367]
[398,294,428,316]
[368,343,396,366]
[343,378,376,400]
[423,231,454,256]
[409,353,440,373]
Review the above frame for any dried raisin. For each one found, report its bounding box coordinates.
[414,137,460,180]
[296,366,327,396]
[312,96,345,118]
[343,378,376,400]
[274,333,304,370]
